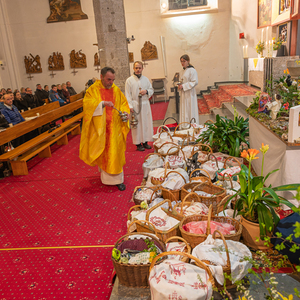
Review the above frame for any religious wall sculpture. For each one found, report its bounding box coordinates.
[47,0,88,23]
[129,52,134,63]
[70,49,87,68]
[24,54,42,74]
[48,52,64,70]
[141,41,158,61]
[94,52,100,66]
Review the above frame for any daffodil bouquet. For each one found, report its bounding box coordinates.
[256,41,265,54]
[272,37,283,51]
[226,143,300,237]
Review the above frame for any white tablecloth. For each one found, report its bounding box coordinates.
[249,117,300,207]
[248,58,264,71]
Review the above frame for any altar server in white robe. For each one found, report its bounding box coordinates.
[178,54,199,124]
[125,61,154,151]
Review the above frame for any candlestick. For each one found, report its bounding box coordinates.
[269,40,272,57]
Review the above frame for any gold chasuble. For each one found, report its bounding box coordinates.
[79,80,130,175]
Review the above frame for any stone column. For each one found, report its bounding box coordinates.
[92,0,130,92]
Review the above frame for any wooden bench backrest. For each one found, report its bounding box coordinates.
[44,98,50,104]
[0,99,83,146]
[70,91,84,103]
[21,101,60,118]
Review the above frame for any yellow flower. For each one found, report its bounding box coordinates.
[260,143,269,154]
[241,149,259,162]
[238,297,247,300]
[276,292,293,300]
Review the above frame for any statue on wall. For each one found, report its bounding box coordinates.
[24,54,42,74]
[94,52,100,66]
[141,41,158,61]
[129,52,134,63]
[48,52,64,70]
[70,49,87,68]
[47,0,88,23]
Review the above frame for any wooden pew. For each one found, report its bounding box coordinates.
[0,99,83,146]
[0,99,83,175]
[70,91,84,103]
[21,101,60,118]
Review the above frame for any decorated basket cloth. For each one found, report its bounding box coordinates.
[153,131,175,153]
[181,181,226,215]
[216,156,242,181]
[200,153,222,180]
[173,121,193,139]
[156,141,180,157]
[149,251,215,300]
[152,125,173,142]
[163,146,187,170]
[142,152,164,179]
[132,185,160,206]
[173,192,209,220]
[188,143,213,164]
[161,170,187,201]
[165,236,191,263]
[133,199,182,243]
[112,232,166,287]
[192,230,252,291]
[179,205,242,249]
[150,161,171,186]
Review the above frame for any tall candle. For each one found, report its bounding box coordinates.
[266,26,269,42]
[269,40,272,56]
[246,45,248,58]
[261,28,264,42]
[243,46,245,58]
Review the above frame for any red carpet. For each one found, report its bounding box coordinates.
[150,101,169,120]
[198,84,258,115]
[0,132,153,299]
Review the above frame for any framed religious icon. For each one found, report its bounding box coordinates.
[292,0,300,17]
[258,0,272,28]
[47,0,88,23]
[278,22,288,43]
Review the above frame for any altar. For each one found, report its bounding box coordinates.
[249,116,300,206]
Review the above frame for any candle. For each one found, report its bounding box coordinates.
[243,46,245,58]
[245,45,248,58]
[269,40,272,56]
[261,28,264,42]
[266,26,269,42]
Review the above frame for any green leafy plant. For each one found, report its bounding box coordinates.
[226,144,300,238]
[197,113,249,157]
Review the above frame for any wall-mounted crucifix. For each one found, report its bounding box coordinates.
[27,73,33,80]
[72,69,78,76]
[50,70,56,78]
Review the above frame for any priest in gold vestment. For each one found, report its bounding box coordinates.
[79,67,130,191]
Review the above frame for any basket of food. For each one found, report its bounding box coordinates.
[132,199,182,243]
[156,141,180,157]
[179,205,242,249]
[192,230,252,290]
[132,186,159,206]
[190,143,213,164]
[149,251,215,300]
[165,236,191,263]
[161,170,187,201]
[153,131,174,153]
[111,232,166,287]
[152,125,173,142]
[142,153,164,179]
[216,156,242,181]
[173,122,193,139]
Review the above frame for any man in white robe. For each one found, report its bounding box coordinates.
[125,61,154,151]
[178,55,199,124]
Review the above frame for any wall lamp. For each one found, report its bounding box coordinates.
[126,35,135,44]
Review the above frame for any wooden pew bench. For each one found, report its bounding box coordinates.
[0,112,83,176]
[0,99,83,176]
[70,91,84,103]
[21,101,60,118]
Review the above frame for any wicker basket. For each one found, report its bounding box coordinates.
[149,251,216,290]
[189,168,212,184]
[150,162,170,186]
[217,156,242,181]
[112,232,166,287]
[161,170,187,201]
[173,122,192,139]
[189,143,213,164]
[152,125,172,142]
[156,141,180,157]
[180,205,242,249]
[153,131,174,153]
[132,186,159,206]
[201,230,235,290]
[134,199,182,243]
[165,236,191,263]
[143,153,165,178]
[181,181,226,215]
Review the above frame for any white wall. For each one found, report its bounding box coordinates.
[0,0,97,93]
[124,0,232,95]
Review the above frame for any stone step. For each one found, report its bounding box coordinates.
[211,107,234,120]
[223,101,248,119]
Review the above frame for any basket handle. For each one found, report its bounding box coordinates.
[191,181,207,193]
[157,141,178,151]
[165,170,187,184]
[179,192,201,214]
[206,205,213,235]
[133,186,157,201]
[127,205,142,221]
[144,152,165,163]
[158,130,173,141]
[127,220,159,236]
[174,122,192,134]
[166,145,180,156]
[204,119,214,125]
[189,168,212,183]
[146,199,172,221]
[149,186,162,204]
[207,153,220,170]
[160,187,177,203]
[212,230,231,270]
[194,143,213,154]
[216,195,232,215]
[165,237,192,258]
[163,117,178,126]
[190,117,196,124]
[223,156,242,169]
[156,125,171,134]
[149,251,215,284]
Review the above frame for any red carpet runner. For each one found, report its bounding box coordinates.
[0,132,153,299]
[150,101,169,120]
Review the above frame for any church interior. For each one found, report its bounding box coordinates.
[1,0,300,299]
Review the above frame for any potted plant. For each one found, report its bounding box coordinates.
[256,41,265,58]
[226,143,300,250]
[272,37,283,57]
[197,110,249,157]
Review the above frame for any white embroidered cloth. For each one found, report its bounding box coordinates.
[192,235,252,285]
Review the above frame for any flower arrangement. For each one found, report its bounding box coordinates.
[272,37,283,51]
[256,41,265,54]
